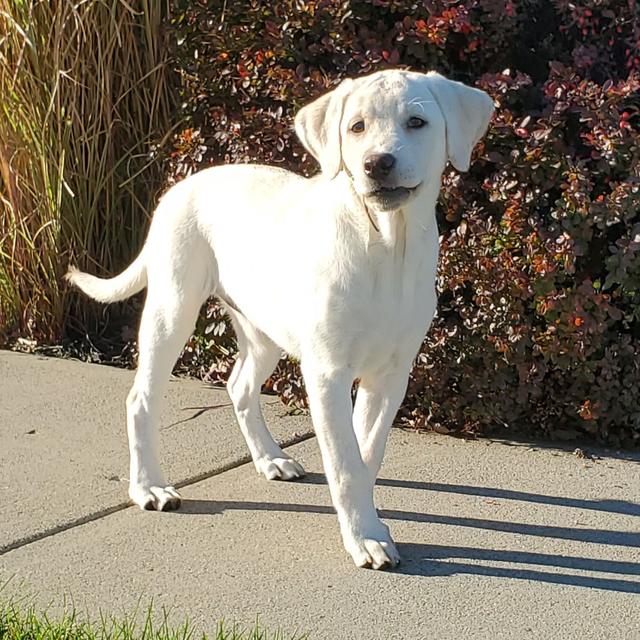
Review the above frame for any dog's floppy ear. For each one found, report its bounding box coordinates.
[295,79,354,179]
[425,72,494,172]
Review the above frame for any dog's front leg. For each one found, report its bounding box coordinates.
[302,365,400,569]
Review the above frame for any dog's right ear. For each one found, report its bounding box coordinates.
[295,79,354,180]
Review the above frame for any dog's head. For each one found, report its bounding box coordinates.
[295,70,494,212]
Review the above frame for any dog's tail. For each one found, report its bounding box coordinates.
[65,249,147,304]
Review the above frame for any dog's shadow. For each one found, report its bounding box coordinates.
[176,472,640,594]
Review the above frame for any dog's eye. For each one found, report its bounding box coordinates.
[350,120,365,134]
[407,117,427,129]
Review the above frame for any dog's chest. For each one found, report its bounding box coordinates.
[321,229,439,373]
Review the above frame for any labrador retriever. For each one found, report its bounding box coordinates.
[67,69,493,569]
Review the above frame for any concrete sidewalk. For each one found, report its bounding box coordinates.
[1,350,639,639]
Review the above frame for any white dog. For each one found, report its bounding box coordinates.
[67,69,493,570]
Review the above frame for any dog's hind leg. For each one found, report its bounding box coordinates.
[352,367,410,480]
[127,271,208,511]
[226,310,305,480]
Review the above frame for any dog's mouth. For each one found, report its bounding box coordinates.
[370,185,417,197]
[364,184,421,209]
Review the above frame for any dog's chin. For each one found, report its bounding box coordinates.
[362,184,421,211]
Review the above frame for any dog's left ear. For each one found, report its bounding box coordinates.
[425,72,494,172]
[295,79,354,179]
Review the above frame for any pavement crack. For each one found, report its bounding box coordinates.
[0,503,130,556]
[0,430,315,557]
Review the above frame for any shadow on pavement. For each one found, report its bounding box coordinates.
[478,438,640,464]
[396,543,640,593]
[300,472,640,517]
[177,496,640,593]
[178,497,639,548]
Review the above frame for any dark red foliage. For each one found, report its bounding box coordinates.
[168,0,640,446]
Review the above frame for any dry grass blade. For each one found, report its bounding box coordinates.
[0,0,176,342]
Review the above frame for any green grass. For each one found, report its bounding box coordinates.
[0,600,308,640]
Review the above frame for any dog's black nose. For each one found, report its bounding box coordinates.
[363,153,396,181]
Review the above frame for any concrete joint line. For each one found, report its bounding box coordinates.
[0,431,315,557]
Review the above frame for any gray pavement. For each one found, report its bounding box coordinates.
[0,351,312,550]
[1,350,639,639]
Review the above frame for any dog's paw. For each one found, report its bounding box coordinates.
[343,524,400,570]
[129,484,182,511]
[255,455,305,481]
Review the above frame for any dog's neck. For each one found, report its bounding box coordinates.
[336,171,440,248]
